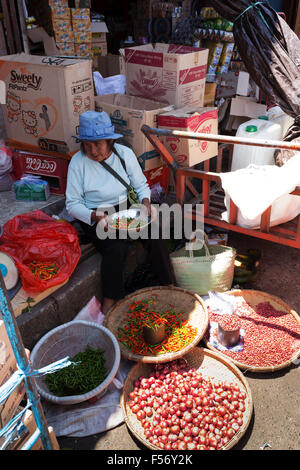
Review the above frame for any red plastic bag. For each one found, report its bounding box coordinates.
[0,210,81,293]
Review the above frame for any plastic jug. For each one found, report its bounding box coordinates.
[231,118,282,171]
[266,106,294,139]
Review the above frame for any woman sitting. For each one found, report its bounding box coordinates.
[66,111,175,314]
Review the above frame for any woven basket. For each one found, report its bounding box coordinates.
[121,347,253,450]
[170,230,236,295]
[103,286,208,363]
[205,289,300,373]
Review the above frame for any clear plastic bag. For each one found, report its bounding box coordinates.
[74,296,104,325]
[93,71,126,96]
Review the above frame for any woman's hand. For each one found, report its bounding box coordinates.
[91,211,108,231]
[142,198,151,217]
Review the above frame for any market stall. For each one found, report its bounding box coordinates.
[0,0,299,453]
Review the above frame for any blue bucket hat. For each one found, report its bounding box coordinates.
[73,111,123,141]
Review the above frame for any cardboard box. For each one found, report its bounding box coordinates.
[50,6,71,20]
[3,408,59,450]
[75,43,92,57]
[91,22,109,34]
[0,53,94,158]
[120,43,208,107]
[216,71,259,99]
[157,106,218,167]
[52,18,72,34]
[95,93,174,170]
[0,319,16,385]
[92,32,107,43]
[204,82,216,107]
[92,42,108,57]
[72,19,91,34]
[94,54,121,77]
[74,30,92,43]
[144,165,169,194]
[71,8,90,20]
[0,383,25,429]
[56,42,75,56]
[54,30,74,43]
[49,0,68,5]
[27,27,59,56]
[230,96,267,119]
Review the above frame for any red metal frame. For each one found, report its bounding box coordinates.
[141,125,300,249]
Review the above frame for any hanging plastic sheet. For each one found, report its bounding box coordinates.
[210,1,300,148]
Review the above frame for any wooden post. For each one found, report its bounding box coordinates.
[17,0,30,54]
[1,0,16,54]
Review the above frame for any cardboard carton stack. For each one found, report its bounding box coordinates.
[50,0,75,57]
[115,42,218,184]
[91,20,109,67]
[50,2,93,59]
[72,8,92,58]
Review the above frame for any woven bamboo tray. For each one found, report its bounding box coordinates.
[121,347,253,450]
[204,289,300,373]
[103,286,208,363]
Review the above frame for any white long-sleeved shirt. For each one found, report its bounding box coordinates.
[66,143,151,225]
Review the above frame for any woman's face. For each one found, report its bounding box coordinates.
[83,139,113,162]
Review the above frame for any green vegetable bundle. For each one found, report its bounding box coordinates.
[45,347,107,397]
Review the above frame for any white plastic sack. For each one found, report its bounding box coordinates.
[220,155,300,229]
[93,71,126,96]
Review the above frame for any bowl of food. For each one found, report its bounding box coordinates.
[30,320,120,405]
[107,207,155,234]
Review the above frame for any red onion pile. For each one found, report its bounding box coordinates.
[128,359,247,450]
[207,300,300,368]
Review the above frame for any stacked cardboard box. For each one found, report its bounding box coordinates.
[50,1,75,57]
[50,2,93,59]
[119,43,219,170]
[91,21,109,67]
[72,8,92,58]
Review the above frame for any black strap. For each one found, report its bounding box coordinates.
[99,146,131,191]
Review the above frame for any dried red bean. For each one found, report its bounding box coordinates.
[218,314,241,331]
[206,300,300,368]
